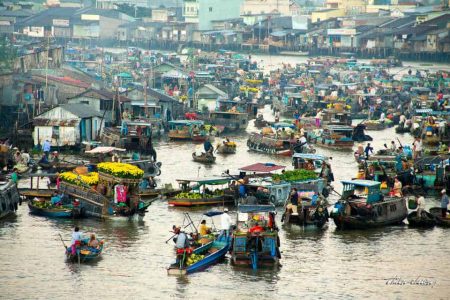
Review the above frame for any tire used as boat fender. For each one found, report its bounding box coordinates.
[377,205,383,216]
[269,195,276,204]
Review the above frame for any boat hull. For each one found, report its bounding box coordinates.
[168,196,232,207]
[167,240,229,275]
[28,201,81,218]
[192,153,216,164]
[407,211,436,228]
[429,207,450,227]
[0,181,20,220]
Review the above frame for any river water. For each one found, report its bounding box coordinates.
[1,56,449,299]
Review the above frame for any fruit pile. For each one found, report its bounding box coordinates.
[175,190,224,199]
[186,253,205,266]
[33,200,53,208]
[272,169,317,182]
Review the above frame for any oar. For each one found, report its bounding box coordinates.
[58,233,68,249]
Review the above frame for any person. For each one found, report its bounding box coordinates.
[139,178,150,191]
[52,151,59,163]
[390,141,396,152]
[10,168,18,185]
[249,222,264,233]
[379,111,386,123]
[50,191,62,206]
[413,137,422,160]
[198,220,210,236]
[299,134,308,152]
[70,227,83,255]
[173,226,189,249]
[14,151,22,164]
[416,195,425,218]
[288,188,299,215]
[441,189,449,218]
[88,234,100,248]
[42,139,51,158]
[132,151,140,161]
[399,114,406,126]
[364,143,374,159]
[21,150,30,165]
[220,208,232,237]
[122,108,130,121]
[393,177,403,197]
[203,138,213,156]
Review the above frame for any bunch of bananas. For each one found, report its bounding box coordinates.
[175,192,203,199]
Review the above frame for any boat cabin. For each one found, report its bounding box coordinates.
[292,153,329,174]
[341,180,381,204]
[168,120,207,140]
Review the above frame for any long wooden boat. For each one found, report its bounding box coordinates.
[429,207,450,227]
[167,240,229,275]
[168,195,232,207]
[28,198,82,218]
[216,143,236,154]
[331,180,407,230]
[282,197,329,228]
[311,125,355,151]
[192,152,216,164]
[407,211,436,228]
[231,204,281,270]
[66,238,104,263]
[0,180,20,219]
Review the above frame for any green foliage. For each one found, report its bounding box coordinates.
[0,36,17,70]
[272,169,317,182]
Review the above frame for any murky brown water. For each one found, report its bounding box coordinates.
[1,56,449,299]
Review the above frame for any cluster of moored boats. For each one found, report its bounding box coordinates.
[0,52,448,271]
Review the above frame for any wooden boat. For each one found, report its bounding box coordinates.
[0,180,20,219]
[167,240,229,275]
[168,120,209,142]
[28,198,83,218]
[395,124,412,134]
[168,177,233,207]
[429,207,450,227]
[282,197,329,228]
[19,188,55,200]
[254,115,268,128]
[311,125,354,151]
[192,152,216,164]
[331,180,408,230]
[66,238,104,263]
[407,211,436,228]
[216,142,236,154]
[209,111,248,132]
[362,120,394,131]
[231,204,281,269]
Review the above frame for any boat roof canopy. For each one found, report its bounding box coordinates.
[272,122,295,129]
[176,177,231,185]
[238,204,276,213]
[292,153,329,161]
[85,146,126,154]
[341,180,381,187]
[203,211,225,217]
[239,163,286,173]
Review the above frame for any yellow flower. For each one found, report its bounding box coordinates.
[97,162,144,179]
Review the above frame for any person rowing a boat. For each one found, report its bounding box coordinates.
[70,226,83,255]
[173,226,192,266]
[203,138,214,158]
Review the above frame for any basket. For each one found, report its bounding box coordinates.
[98,171,141,184]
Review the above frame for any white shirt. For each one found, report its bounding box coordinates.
[71,231,83,245]
[413,140,422,152]
[417,196,425,209]
[300,136,307,145]
[220,213,232,230]
[380,113,385,121]
[399,115,406,123]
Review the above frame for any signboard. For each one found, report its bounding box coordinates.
[81,14,100,21]
[327,28,356,36]
[53,19,69,27]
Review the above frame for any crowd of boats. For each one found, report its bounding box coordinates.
[0,50,449,273]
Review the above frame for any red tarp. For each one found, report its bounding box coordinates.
[239,163,285,173]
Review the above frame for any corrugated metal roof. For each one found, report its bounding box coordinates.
[61,103,103,118]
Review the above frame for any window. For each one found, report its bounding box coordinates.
[52,126,60,139]
[80,100,89,105]
[100,99,113,110]
[209,7,212,12]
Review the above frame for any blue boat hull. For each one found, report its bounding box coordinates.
[167,240,229,275]
[28,202,79,218]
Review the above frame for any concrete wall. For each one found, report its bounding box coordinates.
[198,0,242,31]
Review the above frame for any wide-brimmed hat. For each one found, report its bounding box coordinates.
[442,189,447,194]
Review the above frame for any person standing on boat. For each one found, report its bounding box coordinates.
[220,208,232,237]
[364,143,373,159]
[42,139,51,159]
[393,177,403,197]
[198,220,211,236]
[390,141,396,152]
[288,188,299,215]
[416,195,425,218]
[413,137,422,160]
[70,227,83,255]
[441,189,449,218]
[203,138,214,157]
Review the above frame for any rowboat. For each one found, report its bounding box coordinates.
[192,152,216,164]
[216,142,236,154]
[407,211,436,228]
[167,240,229,275]
[429,207,450,227]
[66,238,104,263]
[28,198,83,218]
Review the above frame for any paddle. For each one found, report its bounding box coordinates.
[58,233,68,249]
